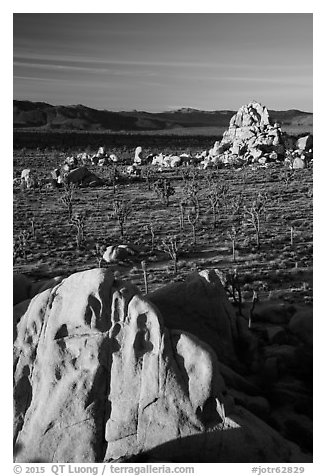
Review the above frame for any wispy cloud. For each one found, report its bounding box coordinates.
[14,53,311,71]
[13,60,158,78]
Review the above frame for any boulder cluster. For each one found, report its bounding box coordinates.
[13,268,312,463]
[201,101,312,169]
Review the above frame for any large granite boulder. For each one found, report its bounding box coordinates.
[296,135,313,151]
[14,269,310,463]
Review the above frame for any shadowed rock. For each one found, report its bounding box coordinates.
[147,269,241,368]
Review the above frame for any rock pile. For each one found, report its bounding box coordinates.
[218,101,286,165]
[200,100,313,169]
[13,269,311,463]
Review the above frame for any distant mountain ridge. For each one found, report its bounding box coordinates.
[13,100,313,133]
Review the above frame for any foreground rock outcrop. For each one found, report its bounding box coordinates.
[14,269,310,463]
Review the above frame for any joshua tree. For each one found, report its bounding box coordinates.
[71,211,87,249]
[60,182,75,220]
[281,167,295,188]
[182,175,201,244]
[142,165,155,191]
[227,194,244,261]
[153,178,175,207]
[225,269,243,316]
[111,199,133,237]
[145,219,156,253]
[179,200,186,232]
[187,202,200,245]
[205,179,220,229]
[244,192,268,250]
[30,216,36,239]
[181,167,199,187]
[205,177,228,230]
[107,165,121,194]
[161,234,180,274]
[227,226,239,262]
[95,192,100,212]
[14,230,30,262]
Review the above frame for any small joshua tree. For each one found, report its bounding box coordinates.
[207,184,220,229]
[111,199,132,237]
[14,230,30,262]
[282,168,295,188]
[60,182,75,220]
[227,226,239,262]
[284,150,297,171]
[153,178,175,207]
[182,175,201,244]
[227,194,244,261]
[225,268,243,316]
[181,167,199,187]
[205,176,228,230]
[161,234,180,274]
[30,216,36,239]
[142,165,155,191]
[108,165,121,194]
[187,202,200,245]
[244,192,268,250]
[179,200,186,232]
[145,218,156,253]
[71,211,87,249]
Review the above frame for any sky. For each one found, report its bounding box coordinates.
[13,13,313,112]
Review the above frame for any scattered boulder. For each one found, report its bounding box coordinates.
[110,154,118,163]
[66,167,104,187]
[102,244,139,264]
[126,164,141,176]
[20,169,37,189]
[292,157,305,169]
[98,157,109,167]
[134,146,142,165]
